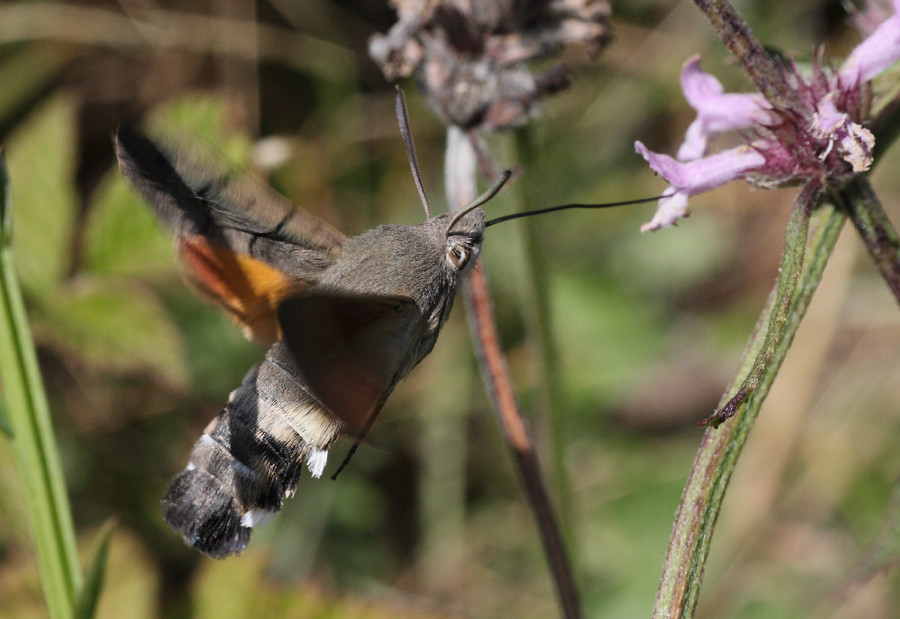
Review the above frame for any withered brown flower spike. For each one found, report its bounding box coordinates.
[369,0,611,132]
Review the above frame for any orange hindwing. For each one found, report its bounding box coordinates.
[180,236,295,345]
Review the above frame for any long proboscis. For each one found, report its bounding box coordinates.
[485,194,668,227]
[446,169,513,234]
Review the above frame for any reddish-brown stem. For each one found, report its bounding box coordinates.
[446,126,581,619]
[464,267,582,619]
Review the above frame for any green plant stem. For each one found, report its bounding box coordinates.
[833,176,900,305]
[653,196,845,619]
[0,155,82,618]
[514,127,573,542]
[703,182,820,426]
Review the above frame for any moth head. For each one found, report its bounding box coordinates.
[445,207,485,272]
[393,87,503,274]
[440,169,509,273]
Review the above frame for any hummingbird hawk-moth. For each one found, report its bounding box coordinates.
[115,91,646,558]
[115,119,500,558]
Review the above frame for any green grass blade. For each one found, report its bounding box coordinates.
[0,153,82,618]
[0,397,12,437]
[75,521,115,619]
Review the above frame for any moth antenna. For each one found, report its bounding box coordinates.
[484,194,671,227]
[446,169,512,235]
[395,87,431,218]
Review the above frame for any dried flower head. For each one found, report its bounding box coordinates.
[370,0,611,131]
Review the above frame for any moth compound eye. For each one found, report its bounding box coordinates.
[447,244,470,270]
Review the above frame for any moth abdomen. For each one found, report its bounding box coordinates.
[162,343,344,558]
[162,464,250,559]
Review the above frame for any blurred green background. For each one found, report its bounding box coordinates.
[1,1,899,617]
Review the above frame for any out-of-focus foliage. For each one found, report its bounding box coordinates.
[0,1,898,618]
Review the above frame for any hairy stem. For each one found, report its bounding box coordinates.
[703,182,821,426]
[691,0,808,115]
[834,176,900,305]
[654,194,845,618]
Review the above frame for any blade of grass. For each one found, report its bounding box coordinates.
[0,397,11,436]
[0,153,82,618]
[75,521,115,619]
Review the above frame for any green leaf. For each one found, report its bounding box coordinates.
[74,521,115,619]
[0,146,9,240]
[146,95,253,168]
[0,46,75,140]
[5,95,78,298]
[38,279,188,388]
[82,170,175,278]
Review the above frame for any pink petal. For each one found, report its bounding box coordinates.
[839,0,900,85]
[635,142,767,231]
[641,191,690,232]
[635,142,766,194]
[681,57,771,133]
[676,56,773,160]
[677,118,711,161]
[681,55,724,105]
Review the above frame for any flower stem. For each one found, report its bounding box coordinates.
[654,194,845,618]
[833,176,900,305]
[446,127,582,619]
[703,181,821,426]
[0,155,82,618]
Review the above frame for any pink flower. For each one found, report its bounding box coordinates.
[675,56,773,161]
[635,143,765,231]
[636,3,899,231]
[840,0,900,85]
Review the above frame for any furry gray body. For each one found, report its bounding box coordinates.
[115,130,483,557]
